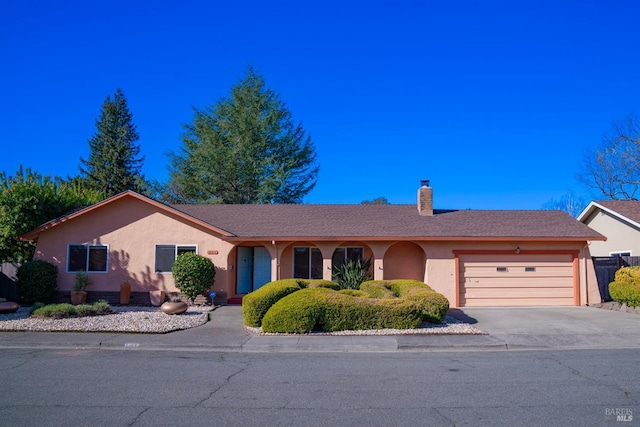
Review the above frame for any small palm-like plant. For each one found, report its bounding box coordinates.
[332,257,373,290]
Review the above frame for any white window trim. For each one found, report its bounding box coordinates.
[66,244,109,274]
[155,244,198,274]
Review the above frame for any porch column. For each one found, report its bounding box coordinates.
[373,258,384,280]
[314,242,340,282]
[367,242,391,281]
[322,258,332,281]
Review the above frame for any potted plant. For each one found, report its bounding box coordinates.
[71,271,92,305]
[120,281,131,305]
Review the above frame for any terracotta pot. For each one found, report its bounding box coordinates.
[149,290,166,306]
[70,291,87,305]
[160,301,188,315]
[120,283,131,305]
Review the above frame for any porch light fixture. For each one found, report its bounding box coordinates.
[515,247,521,254]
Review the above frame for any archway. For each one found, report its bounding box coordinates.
[383,242,425,281]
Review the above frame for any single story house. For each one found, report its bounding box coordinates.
[20,182,605,307]
[578,200,640,257]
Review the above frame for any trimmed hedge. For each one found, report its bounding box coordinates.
[242,279,343,327]
[251,278,450,333]
[243,279,304,326]
[360,280,449,324]
[609,266,640,307]
[261,288,424,333]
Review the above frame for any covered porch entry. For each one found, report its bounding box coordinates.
[236,246,272,295]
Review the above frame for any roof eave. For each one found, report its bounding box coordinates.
[224,236,606,242]
[578,201,640,230]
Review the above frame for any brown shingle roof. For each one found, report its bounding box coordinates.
[171,204,604,240]
[593,200,640,225]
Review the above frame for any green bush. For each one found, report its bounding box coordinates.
[16,260,58,304]
[242,279,341,326]
[171,253,216,301]
[261,288,424,333]
[32,303,77,318]
[320,292,423,332]
[242,279,305,327]
[609,281,640,307]
[307,279,341,290]
[246,278,449,332]
[385,280,448,323]
[360,281,396,299]
[31,300,114,318]
[332,257,372,289]
[261,288,330,333]
[338,289,370,297]
[609,267,640,308]
[613,266,640,284]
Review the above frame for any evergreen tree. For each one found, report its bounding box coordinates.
[79,88,145,197]
[0,167,102,262]
[165,67,319,204]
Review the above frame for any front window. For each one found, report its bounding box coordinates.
[155,244,197,273]
[67,244,108,273]
[293,247,323,279]
[332,247,364,271]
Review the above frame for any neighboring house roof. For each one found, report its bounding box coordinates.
[578,200,640,229]
[20,190,605,242]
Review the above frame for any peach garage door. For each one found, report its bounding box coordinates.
[459,253,575,307]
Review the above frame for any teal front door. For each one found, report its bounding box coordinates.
[237,246,272,294]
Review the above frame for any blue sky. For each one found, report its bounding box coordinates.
[1,0,638,209]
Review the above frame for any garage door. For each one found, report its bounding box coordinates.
[459,254,575,307]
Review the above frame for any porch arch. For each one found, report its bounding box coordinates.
[383,242,425,281]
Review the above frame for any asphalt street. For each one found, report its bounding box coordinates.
[1,347,638,426]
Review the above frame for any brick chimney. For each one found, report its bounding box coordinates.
[417,180,433,216]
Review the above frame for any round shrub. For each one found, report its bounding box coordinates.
[16,260,58,304]
[609,281,640,307]
[242,279,305,327]
[171,253,216,301]
[613,266,640,284]
[261,288,332,333]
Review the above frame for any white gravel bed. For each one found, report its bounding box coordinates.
[0,306,213,334]
[245,315,485,336]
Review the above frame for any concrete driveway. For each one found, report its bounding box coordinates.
[450,306,640,350]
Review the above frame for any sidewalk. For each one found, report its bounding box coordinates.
[0,305,639,353]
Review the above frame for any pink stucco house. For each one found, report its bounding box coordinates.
[20,182,605,307]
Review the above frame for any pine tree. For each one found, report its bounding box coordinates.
[164,67,319,204]
[79,88,145,197]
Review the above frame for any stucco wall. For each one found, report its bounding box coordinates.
[33,197,234,297]
[30,195,599,307]
[582,210,640,256]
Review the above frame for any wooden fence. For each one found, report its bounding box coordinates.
[593,256,640,302]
